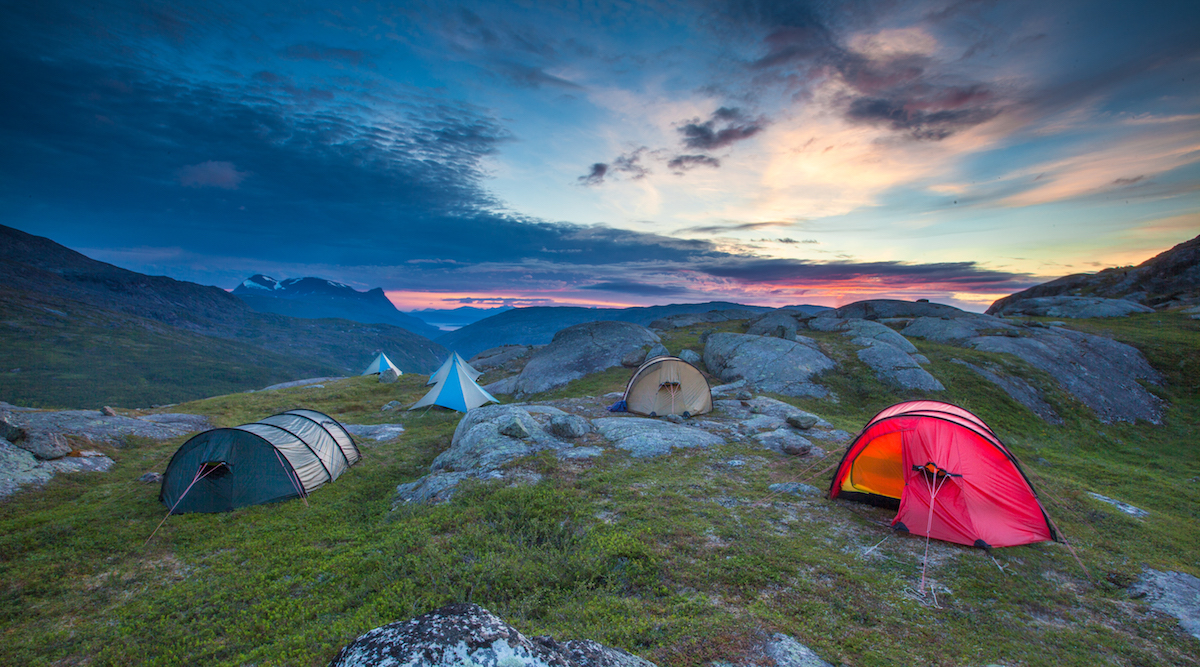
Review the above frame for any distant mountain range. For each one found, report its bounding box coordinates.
[987,232,1200,314]
[436,302,827,358]
[407,306,514,331]
[234,274,443,339]
[0,225,446,408]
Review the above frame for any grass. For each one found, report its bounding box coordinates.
[1,317,1198,665]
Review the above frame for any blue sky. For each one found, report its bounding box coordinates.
[2,0,1197,311]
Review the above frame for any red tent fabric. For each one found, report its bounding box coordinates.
[829,400,1056,548]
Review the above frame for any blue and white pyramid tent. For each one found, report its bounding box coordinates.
[426,351,482,386]
[362,352,400,376]
[410,355,498,412]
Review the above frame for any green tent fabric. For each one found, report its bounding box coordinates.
[159,409,360,514]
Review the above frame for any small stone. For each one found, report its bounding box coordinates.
[664,414,684,424]
[548,414,590,439]
[15,432,72,460]
[378,367,401,384]
[768,482,821,497]
[786,414,818,430]
[621,347,649,368]
[138,472,163,483]
[782,442,811,456]
[498,417,531,439]
[380,400,402,412]
[647,343,669,359]
[678,349,701,365]
[726,459,745,467]
[736,390,753,401]
[101,406,117,417]
[0,417,26,442]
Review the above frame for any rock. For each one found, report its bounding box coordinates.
[378,367,401,384]
[824,299,971,320]
[950,359,1062,424]
[514,321,661,395]
[1129,568,1200,640]
[330,603,656,667]
[646,343,669,359]
[735,390,753,401]
[0,416,26,442]
[753,429,814,456]
[650,309,761,330]
[548,414,591,439]
[499,416,532,439]
[2,409,212,446]
[469,345,532,370]
[990,295,1155,318]
[380,400,402,412]
[663,414,683,424]
[621,347,649,367]
[855,341,944,391]
[717,633,834,667]
[345,424,406,442]
[768,483,822,498]
[1087,492,1149,518]
[786,414,818,430]
[971,327,1164,424]
[557,446,604,460]
[0,437,54,499]
[482,376,520,395]
[15,432,72,460]
[703,333,835,398]
[396,406,573,504]
[709,380,746,397]
[258,376,345,391]
[747,310,800,340]
[138,472,163,483]
[101,406,117,417]
[593,417,724,457]
[902,316,1015,343]
[678,349,701,365]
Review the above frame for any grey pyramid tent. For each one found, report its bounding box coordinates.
[362,352,400,376]
[159,409,361,513]
[426,351,482,386]
[622,356,712,417]
[410,357,498,412]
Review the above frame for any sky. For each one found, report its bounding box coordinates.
[2,0,1198,312]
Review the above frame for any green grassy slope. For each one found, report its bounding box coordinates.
[0,316,1197,666]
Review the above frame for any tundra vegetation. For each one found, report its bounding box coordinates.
[1,313,1197,666]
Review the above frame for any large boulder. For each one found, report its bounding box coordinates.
[901,315,1018,343]
[649,309,760,330]
[703,333,835,398]
[814,318,941,391]
[950,359,1062,424]
[469,345,533,371]
[512,322,660,396]
[989,295,1155,318]
[330,603,655,667]
[395,405,595,504]
[592,417,724,457]
[819,299,970,321]
[747,310,801,340]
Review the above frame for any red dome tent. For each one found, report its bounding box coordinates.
[829,400,1057,549]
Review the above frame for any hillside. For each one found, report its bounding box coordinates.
[437,301,779,357]
[1,306,1197,665]
[0,225,446,407]
[234,275,444,339]
[988,232,1200,314]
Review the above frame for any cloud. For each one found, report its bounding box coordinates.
[677,221,791,235]
[678,107,766,150]
[493,62,582,90]
[668,154,721,171]
[578,163,608,185]
[580,281,687,296]
[177,161,249,189]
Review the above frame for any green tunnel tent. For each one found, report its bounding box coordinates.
[159,409,361,513]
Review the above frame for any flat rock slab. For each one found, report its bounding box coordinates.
[593,417,725,457]
[0,409,213,446]
[703,333,835,398]
[950,359,1062,424]
[345,424,406,442]
[257,376,346,391]
[1087,492,1149,518]
[711,633,834,667]
[992,296,1155,318]
[1130,568,1200,640]
[971,327,1164,424]
[331,602,655,667]
[1,439,114,500]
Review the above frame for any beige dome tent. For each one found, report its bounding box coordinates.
[623,356,712,417]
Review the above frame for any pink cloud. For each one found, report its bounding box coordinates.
[178,161,249,189]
